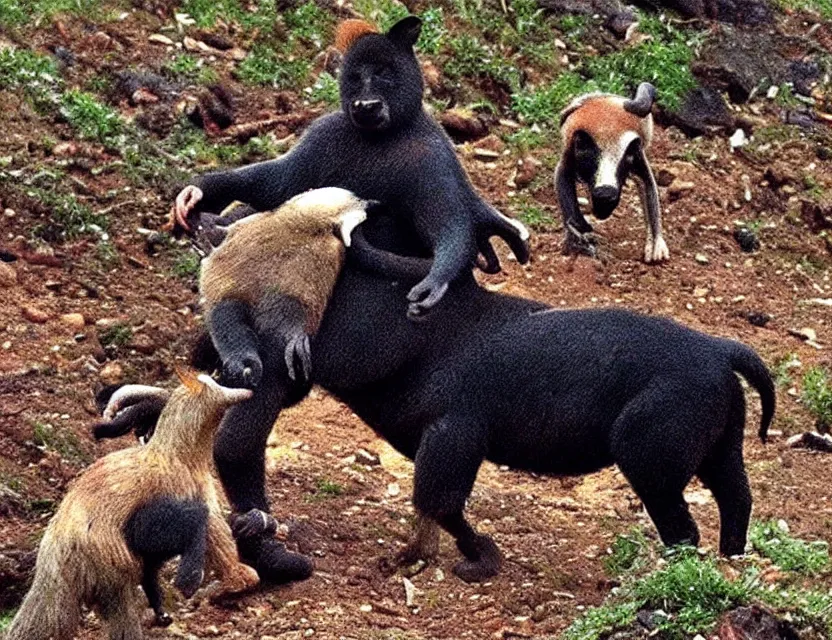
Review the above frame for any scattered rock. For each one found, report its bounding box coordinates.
[655,167,676,187]
[99,362,125,385]
[114,71,179,106]
[0,262,16,288]
[789,327,817,342]
[668,181,695,202]
[745,311,771,327]
[787,432,832,452]
[194,30,235,51]
[22,306,51,323]
[402,576,417,607]
[729,128,747,150]
[148,33,175,46]
[60,313,86,330]
[355,448,380,466]
[604,9,636,39]
[128,333,157,355]
[717,605,799,640]
[513,156,541,189]
[438,109,489,143]
[800,200,832,234]
[663,87,734,136]
[387,482,400,497]
[733,228,759,253]
[695,253,710,265]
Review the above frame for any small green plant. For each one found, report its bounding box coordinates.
[307,72,340,107]
[28,187,108,240]
[1,0,102,26]
[772,353,800,388]
[511,72,590,125]
[801,367,832,432]
[309,477,344,500]
[446,34,521,91]
[603,528,652,576]
[32,421,90,464]
[512,200,555,230]
[750,520,830,575]
[180,0,245,28]
[802,174,825,199]
[284,1,333,48]
[771,0,832,19]
[163,54,218,85]
[172,249,201,278]
[96,240,120,268]
[0,608,15,630]
[236,44,311,90]
[353,0,409,31]
[99,323,133,348]
[59,90,124,146]
[561,601,641,640]
[0,48,61,109]
[417,7,445,55]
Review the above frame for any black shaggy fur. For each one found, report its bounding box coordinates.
[185,16,529,320]
[124,497,209,625]
[107,213,774,583]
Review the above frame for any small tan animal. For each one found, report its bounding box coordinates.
[4,369,259,640]
[555,83,668,264]
[198,187,373,388]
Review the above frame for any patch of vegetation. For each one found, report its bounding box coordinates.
[353,0,409,32]
[172,249,201,278]
[236,44,311,89]
[801,367,832,432]
[561,601,642,640]
[750,520,830,575]
[0,609,14,631]
[179,0,250,29]
[0,0,102,27]
[27,186,108,240]
[771,0,832,19]
[284,1,332,48]
[446,34,521,91]
[59,90,125,146]
[99,323,133,348]
[506,126,548,151]
[96,240,120,268]
[772,353,801,388]
[511,198,555,231]
[32,421,90,464]
[307,72,340,107]
[603,528,652,576]
[0,48,62,110]
[511,72,590,125]
[309,477,344,500]
[164,54,219,85]
[417,7,446,55]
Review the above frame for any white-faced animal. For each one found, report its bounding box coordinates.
[555,82,669,264]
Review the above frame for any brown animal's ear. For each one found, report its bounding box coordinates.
[174,364,204,395]
[387,16,422,49]
[335,19,378,53]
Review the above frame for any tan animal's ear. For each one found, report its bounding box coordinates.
[335,19,378,53]
[174,364,204,395]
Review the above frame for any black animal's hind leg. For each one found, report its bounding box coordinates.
[411,416,499,582]
[698,446,751,556]
[173,516,209,598]
[140,563,171,627]
[207,299,263,389]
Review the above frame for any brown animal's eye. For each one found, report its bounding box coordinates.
[574,131,593,152]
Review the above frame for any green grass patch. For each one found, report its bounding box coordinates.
[172,249,201,278]
[353,0,409,32]
[417,7,446,55]
[561,601,641,640]
[308,477,345,501]
[96,240,121,268]
[163,54,219,85]
[0,48,62,110]
[511,72,591,125]
[99,323,133,348]
[0,0,102,27]
[750,520,830,575]
[446,34,521,91]
[27,186,108,240]
[236,44,311,89]
[771,0,832,19]
[802,366,832,432]
[32,421,90,464]
[603,528,652,576]
[307,72,340,107]
[772,353,800,388]
[511,198,555,231]
[284,0,333,48]
[0,609,15,630]
[59,90,125,146]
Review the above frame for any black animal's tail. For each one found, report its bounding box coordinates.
[726,341,776,443]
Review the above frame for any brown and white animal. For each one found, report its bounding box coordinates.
[197,187,373,389]
[4,369,258,640]
[555,82,669,264]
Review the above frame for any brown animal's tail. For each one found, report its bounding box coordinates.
[726,341,776,443]
[4,532,81,640]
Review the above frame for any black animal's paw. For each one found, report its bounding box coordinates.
[174,567,204,599]
[406,279,449,320]
[153,611,173,627]
[221,352,263,389]
[237,536,314,584]
[284,333,311,382]
[453,534,502,583]
[562,229,598,259]
[230,509,278,540]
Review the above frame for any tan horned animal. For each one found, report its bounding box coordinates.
[4,369,258,640]
[197,187,374,389]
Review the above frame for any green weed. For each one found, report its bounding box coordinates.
[284,1,333,48]
[164,54,219,85]
[511,72,590,125]
[0,609,15,630]
[32,421,90,464]
[308,477,344,501]
[0,48,62,110]
[771,0,832,19]
[561,601,641,640]
[772,353,800,388]
[0,0,102,27]
[353,0,409,32]
[99,323,133,348]
[96,240,120,268]
[446,34,521,91]
[172,249,201,278]
[59,90,125,146]
[801,367,832,432]
[236,44,311,89]
[750,520,830,575]
[603,528,652,576]
[27,186,108,240]
[417,7,446,55]
[512,199,555,230]
[307,72,340,107]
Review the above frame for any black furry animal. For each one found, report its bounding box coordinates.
[102,214,774,584]
[173,16,529,319]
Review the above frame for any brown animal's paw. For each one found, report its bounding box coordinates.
[212,564,260,601]
[453,535,502,583]
[230,509,278,539]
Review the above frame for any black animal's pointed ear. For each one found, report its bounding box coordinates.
[387,16,422,49]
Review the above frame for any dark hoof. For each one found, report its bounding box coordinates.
[562,232,598,259]
[222,353,263,389]
[238,536,314,584]
[453,535,502,583]
[153,611,173,627]
[230,509,278,539]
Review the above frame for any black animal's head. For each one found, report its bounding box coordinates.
[560,83,656,220]
[339,16,424,133]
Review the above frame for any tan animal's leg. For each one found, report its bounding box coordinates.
[206,512,260,597]
[99,585,144,640]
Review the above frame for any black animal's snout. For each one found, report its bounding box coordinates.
[350,98,389,130]
[353,99,383,116]
[590,185,620,220]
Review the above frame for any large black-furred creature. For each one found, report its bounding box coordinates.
[174,16,529,320]
[102,212,774,584]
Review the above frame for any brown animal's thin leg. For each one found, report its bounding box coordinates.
[100,585,144,640]
[396,514,441,566]
[205,512,260,598]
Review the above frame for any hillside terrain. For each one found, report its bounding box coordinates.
[1,0,832,638]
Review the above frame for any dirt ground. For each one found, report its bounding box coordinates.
[1,3,832,639]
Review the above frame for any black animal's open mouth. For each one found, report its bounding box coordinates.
[350,105,390,131]
[591,198,619,220]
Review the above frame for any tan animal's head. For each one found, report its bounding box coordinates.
[559,83,656,219]
[283,187,377,247]
[149,366,252,453]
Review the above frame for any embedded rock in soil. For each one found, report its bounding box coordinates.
[801,200,832,233]
[662,87,734,137]
[0,261,17,288]
[734,228,760,253]
[100,361,125,385]
[439,109,489,143]
[22,306,51,323]
[60,313,86,330]
[717,605,799,640]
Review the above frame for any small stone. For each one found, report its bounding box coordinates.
[22,305,50,323]
[3,207,15,218]
[99,361,124,385]
[789,327,817,342]
[695,254,709,265]
[149,34,175,46]
[359,604,373,613]
[473,148,500,160]
[433,568,445,582]
[387,482,400,497]
[355,448,380,466]
[745,311,771,327]
[2,341,11,350]
[668,181,695,202]
[729,128,747,150]
[438,109,488,143]
[131,88,159,104]
[128,333,156,355]
[403,576,417,607]
[0,262,17,288]
[733,228,760,253]
[656,168,677,187]
[513,156,540,189]
[60,313,86,330]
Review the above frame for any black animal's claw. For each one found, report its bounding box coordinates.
[174,568,204,599]
[284,334,312,382]
[222,353,263,389]
[406,279,449,319]
[230,509,278,539]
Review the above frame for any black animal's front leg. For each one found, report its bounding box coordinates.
[206,300,263,389]
[633,148,669,264]
[411,416,500,582]
[140,563,171,627]
[173,517,209,598]
[555,158,596,258]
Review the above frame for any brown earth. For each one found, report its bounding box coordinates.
[1,3,832,639]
